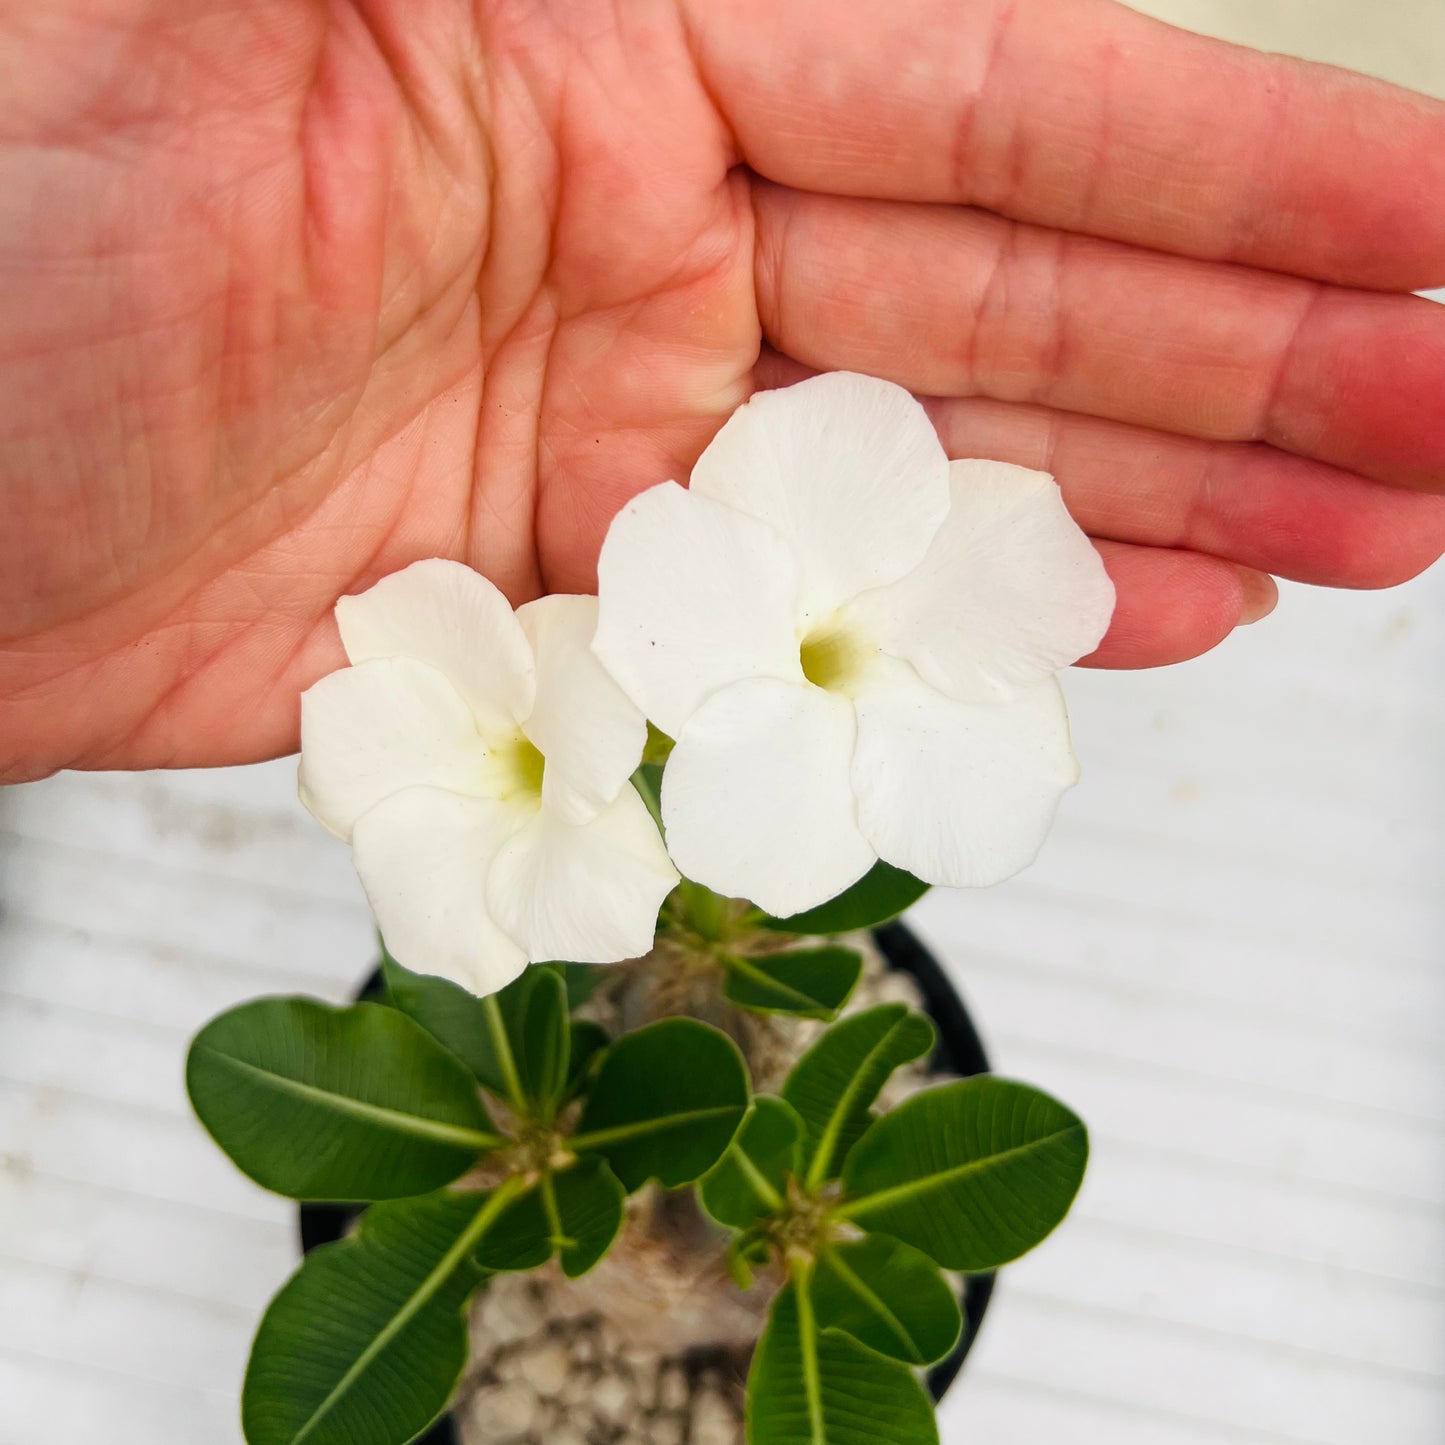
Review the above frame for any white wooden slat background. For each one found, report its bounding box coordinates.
[2,556,1442,1445]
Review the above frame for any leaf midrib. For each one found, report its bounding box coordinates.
[570,1104,741,1152]
[840,1123,1085,1220]
[731,1137,785,1214]
[805,1017,914,1190]
[822,1248,921,1363]
[198,1048,502,1153]
[291,1181,524,1445]
[794,1272,826,1445]
[722,953,829,1014]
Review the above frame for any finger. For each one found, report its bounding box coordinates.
[923,397,1445,591]
[751,185,1445,493]
[1085,540,1276,670]
[690,0,1445,289]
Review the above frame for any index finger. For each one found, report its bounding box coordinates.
[686,0,1445,290]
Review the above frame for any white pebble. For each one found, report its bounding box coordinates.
[516,1338,571,1397]
[691,1386,738,1445]
[466,1380,536,1438]
[562,1366,600,1407]
[648,1414,687,1445]
[657,1365,689,1412]
[592,1370,636,1423]
[548,1425,590,1445]
[478,1280,548,1349]
[875,972,925,1008]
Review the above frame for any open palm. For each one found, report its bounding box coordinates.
[3,0,1444,781]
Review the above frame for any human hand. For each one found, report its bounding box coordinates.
[2,0,1443,780]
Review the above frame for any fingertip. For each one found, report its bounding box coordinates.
[1080,541,1257,669]
[1237,566,1278,625]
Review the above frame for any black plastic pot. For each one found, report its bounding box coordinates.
[299,920,995,1442]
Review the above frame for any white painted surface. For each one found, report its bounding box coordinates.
[2,558,1442,1445]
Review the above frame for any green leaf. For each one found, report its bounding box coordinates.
[509,966,570,1116]
[242,1183,523,1445]
[760,861,928,937]
[633,761,665,826]
[381,953,511,1096]
[699,1096,803,1229]
[564,1020,611,1102]
[721,948,863,1020]
[571,1019,750,1192]
[677,877,733,941]
[839,1077,1088,1271]
[746,1275,937,1445]
[187,998,500,1202]
[551,1157,628,1277]
[555,962,604,1011]
[479,1158,626,1278]
[812,1237,961,1366]
[781,1005,934,1189]
[384,957,576,1120]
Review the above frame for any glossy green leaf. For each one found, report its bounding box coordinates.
[242,1184,522,1445]
[187,998,500,1201]
[385,957,576,1120]
[564,1020,611,1101]
[509,966,570,1116]
[381,953,511,1096]
[746,1276,937,1445]
[760,861,928,937]
[572,1019,749,1192]
[479,1158,626,1278]
[812,1236,961,1366]
[782,1005,934,1188]
[840,1078,1088,1271]
[555,962,604,1011]
[722,947,863,1020]
[699,1096,804,1229]
[551,1157,628,1277]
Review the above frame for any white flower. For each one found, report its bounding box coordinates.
[298,560,679,994]
[592,372,1115,917]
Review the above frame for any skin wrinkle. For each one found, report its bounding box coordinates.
[1258,282,1327,447]
[2,330,480,683]
[1074,30,1116,241]
[955,0,1018,216]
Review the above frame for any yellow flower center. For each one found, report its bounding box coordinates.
[489,732,546,800]
[799,624,870,694]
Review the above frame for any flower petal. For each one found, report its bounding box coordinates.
[335,559,535,737]
[846,460,1116,703]
[851,657,1079,889]
[593,481,804,738]
[351,786,531,996]
[298,658,486,841]
[515,594,647,826]
[486,785,679,964]
[689,373,950,619]
[662,678,875,917]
